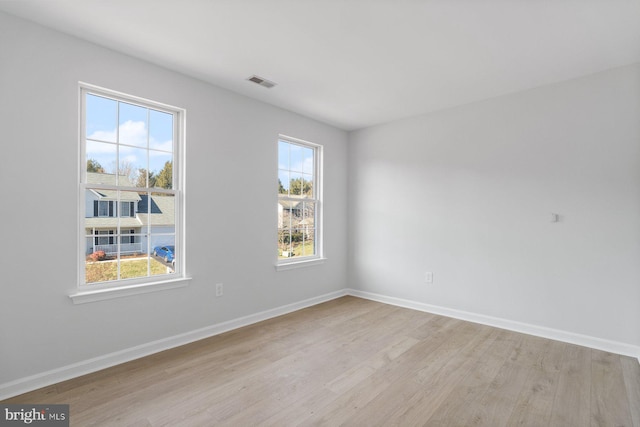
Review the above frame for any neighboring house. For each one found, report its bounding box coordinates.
[277,199,314,238]
[85,173,175,255]
[277,200,301,229]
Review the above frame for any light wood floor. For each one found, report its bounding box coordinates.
[4,296,640,426]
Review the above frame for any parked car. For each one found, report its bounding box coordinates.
[153,246,175,263]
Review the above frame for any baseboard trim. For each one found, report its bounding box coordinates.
[0,289,347,401]
[346,288,640,363]
[3,287,638,400]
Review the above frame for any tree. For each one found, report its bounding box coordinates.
[135,168,156,188]
[105,159,139,185]
[87,159,105,173]
[155,161,172,189]
[278,179,286,194]
[289,177,312,196]
[116,160,137,185]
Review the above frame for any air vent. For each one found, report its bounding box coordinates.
[247,75,276,89]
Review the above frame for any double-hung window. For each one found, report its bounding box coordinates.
[277,136,323,268]
[76,84,186,300]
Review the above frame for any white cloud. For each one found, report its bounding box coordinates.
[88,120,172,152]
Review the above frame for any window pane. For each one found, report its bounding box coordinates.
[302,146,314,175]
[86,141,116,182]
[302,174,313,198]
[299,228,316,257]
[278,170,289,196]
[86,94,117,142]
[120,255,153,280]
[119,102,148,148]
[119,146,147,187]
[302,201,316,224]
[277,226,316,258]
[150,153,173,189]
[278,140,290,170]
[85,256,116,284]
[289,172,303,196]
[150,250,175,277]
[145,192,175,271]
[290,144,304,173]
[278,228,293,259]
[149,109,173,152]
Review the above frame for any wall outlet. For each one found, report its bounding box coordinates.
[215,283,224,297]
[424,272,433,284]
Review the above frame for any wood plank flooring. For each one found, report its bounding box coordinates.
[3,296,639,426]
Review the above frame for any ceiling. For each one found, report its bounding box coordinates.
[1,0,639,131]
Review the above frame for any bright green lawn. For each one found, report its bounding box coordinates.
[86,257,169,284]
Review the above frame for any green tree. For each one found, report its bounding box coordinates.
[278,179,286,194]
[155,161,172,189]
[87,159,105,173]
[289,177,312,196]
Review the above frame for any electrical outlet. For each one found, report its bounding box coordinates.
[424,272,433,284]
[215,283,224,297]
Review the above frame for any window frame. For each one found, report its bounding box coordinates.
[72,83,189,303]
[276,135,324,270]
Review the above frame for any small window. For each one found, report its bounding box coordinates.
[120,201,134,217]
[79,84,184,290]
[277,136,322,266]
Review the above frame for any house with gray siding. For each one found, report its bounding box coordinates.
[85,173,175,255]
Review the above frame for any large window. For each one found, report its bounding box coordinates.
[277,136,322,266]
[78,84,184,291]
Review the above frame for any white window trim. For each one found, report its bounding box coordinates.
[73,83,189,303]
[276,134,325,270]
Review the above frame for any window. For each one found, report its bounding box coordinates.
[96,200,112,217]
[121,229,136,244]
[120,202,134,217]
[77,84,185,296]
[277,136,323,267]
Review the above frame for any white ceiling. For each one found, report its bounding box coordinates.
[2,0,640,130]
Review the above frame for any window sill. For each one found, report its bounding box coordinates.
[69,276,191,304]
[275,257,326,271]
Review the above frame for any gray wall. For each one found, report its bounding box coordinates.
[348,64,640,347]
[0,12,348,385]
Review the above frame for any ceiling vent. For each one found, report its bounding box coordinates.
[247,75,276,89]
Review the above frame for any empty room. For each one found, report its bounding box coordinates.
[1,1,639,425]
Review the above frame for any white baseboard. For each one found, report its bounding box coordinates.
[0,289,347,401]
[2,287,638,401]
[346,288,640,362]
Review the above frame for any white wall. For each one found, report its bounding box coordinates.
[0,12,348,388]
[1,8,639,398]
[348,64,640,349]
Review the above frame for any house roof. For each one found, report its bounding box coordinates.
[137,194,175,227]
[86,173,141,201]
[278,200,301,210]
[87,172,135,187]
[89,189,141,202]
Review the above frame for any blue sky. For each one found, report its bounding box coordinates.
[278,140,314,194]
[86,94,173,177]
